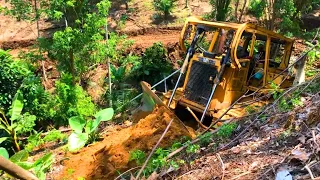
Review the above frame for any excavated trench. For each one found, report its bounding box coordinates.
[58,106,195,179]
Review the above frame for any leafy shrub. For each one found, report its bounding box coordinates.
[129,149,146,165]
[19,76,55,122]
[54,73,96,125]
[199,132,213,146]
[0,49,32,112]
[0,50,53,125]
[130,42,173,85]
[110,65,126,84]
[129,148,171,177]
[186,142,200,154]
[24,129,66,152]
[144,148,170,173]
[15,113,37,135]
[25,131,43,152]
[247,0,266,18]
[68,108,114,152]
[215,122,237,139]
[153,0,176,18]
[43,129,66,143]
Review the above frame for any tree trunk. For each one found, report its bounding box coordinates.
[164,11,169,19]
[270,0,275,31]
[234,0,239,21]
[105,22,112,107]
[0,156,39,180]
[238,0,248,22]
[12,130,20,152]
[69,49,76,85]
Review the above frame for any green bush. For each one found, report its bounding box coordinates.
[153,0,176,18]
[19,75,55,122]
[43,129,66,143]
[215,122,237,139]
[247,0,266,18]
[54,73,96,125]
[130,42,173,85]
[0,49,53,124]
[129,149,146,165]
[0,49,32,112]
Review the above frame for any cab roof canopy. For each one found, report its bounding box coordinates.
[186,16,293,44]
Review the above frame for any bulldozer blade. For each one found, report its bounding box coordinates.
[138,81,191,133]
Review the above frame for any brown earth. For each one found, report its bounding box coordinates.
[56,106,195,180]
[128,29,181,49]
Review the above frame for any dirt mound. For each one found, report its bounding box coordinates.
[58,106,194,180]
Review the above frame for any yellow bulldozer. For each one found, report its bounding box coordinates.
[136,16,304,128]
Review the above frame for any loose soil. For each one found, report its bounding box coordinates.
[56,106,195,180]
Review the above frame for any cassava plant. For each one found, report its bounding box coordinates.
[68,108,114,152]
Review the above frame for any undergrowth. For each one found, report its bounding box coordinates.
[128,122,238,178]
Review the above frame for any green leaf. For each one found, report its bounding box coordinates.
[91,118,100,133]
[0,147,9,159]
[33,153,53,168]
[11,91,24,121]
[0,124,8,131]
[0,137,8,144]
[68,116,86,133]
[85,120,93,134]
[33,153,53,180]
[16,162,34,170]
[68,132,88,152]
[95,108,114,122]
[10,150,29,163]
[144,70,150,75]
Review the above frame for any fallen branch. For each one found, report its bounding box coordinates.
[230,171,251,180]
[304,161,319,180]
[175,169,200,179]
[0,156,38,180]
[186,107,207,129]
[216,153,225,180]
[135,118,174,179]
[114,166,141,180]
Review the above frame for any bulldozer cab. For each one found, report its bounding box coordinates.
[167,17,294,119]
[138,16,295,127]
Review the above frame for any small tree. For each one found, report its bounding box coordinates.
[153,0,175,19]
[209,0,232,21]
